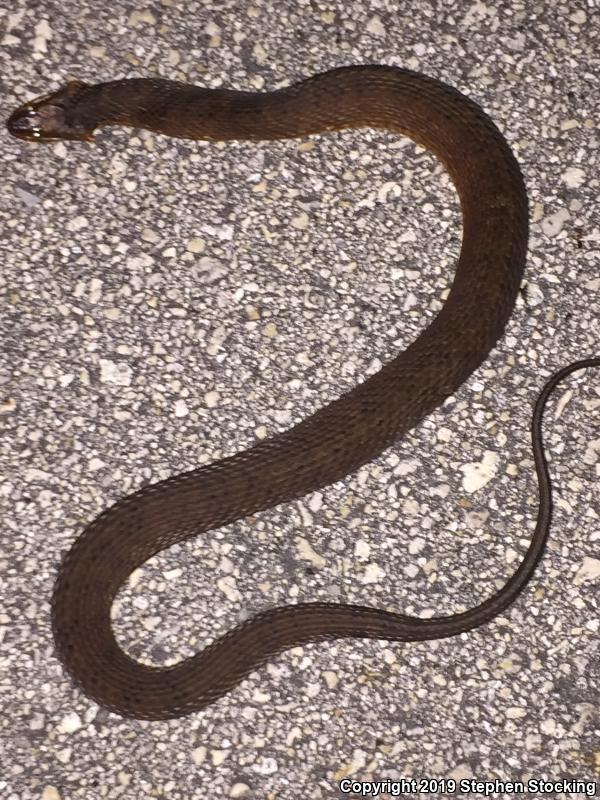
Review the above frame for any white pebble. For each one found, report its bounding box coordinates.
[57,712,82,734]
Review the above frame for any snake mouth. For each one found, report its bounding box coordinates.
[7,80,95,142]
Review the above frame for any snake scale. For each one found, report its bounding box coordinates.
[7,65,598,720]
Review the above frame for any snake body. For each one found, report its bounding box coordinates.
[9,65,588,720]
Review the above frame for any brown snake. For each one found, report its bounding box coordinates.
[7,65,598,720]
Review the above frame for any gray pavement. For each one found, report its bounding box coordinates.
[1,1,599,798]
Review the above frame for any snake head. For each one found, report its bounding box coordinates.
[7,80,95,143]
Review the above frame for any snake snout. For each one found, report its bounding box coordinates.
[7,104,50,141]
[6,80,95,142]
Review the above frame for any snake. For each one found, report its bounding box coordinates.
[7,65,598,720]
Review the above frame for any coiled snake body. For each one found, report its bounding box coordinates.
[8,65,598,719]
